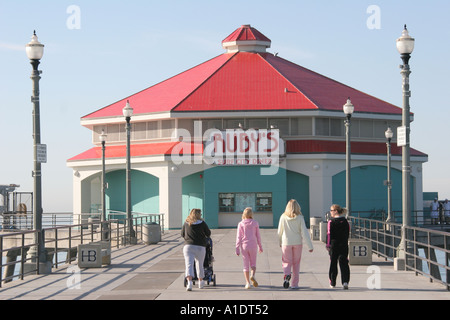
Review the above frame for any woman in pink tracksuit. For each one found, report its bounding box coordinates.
[235,207,263,289]
[277,199,313,289]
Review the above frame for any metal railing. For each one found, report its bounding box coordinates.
[351,210,450,229]
[350,216,450,291]
[0,212,164,287]
[0,211,165,230]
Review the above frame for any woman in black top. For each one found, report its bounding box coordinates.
[326,204,350,289]
[181,208,211,291]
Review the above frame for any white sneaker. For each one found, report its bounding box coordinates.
[198,280,205,289]
[186,281,193,291]
[343,282,349,290]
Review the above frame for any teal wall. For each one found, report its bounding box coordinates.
[182,166,288,228]
[203,166,286,228]
[182,171,204,222]
[181,167,310,228]
[105,169,159,214]
[286,170,310,227]
[332,165,414,217]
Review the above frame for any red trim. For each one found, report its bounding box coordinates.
[286,140,426,157]
[68,140,426,162]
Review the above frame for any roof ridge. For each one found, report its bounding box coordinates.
[259,53,319,110]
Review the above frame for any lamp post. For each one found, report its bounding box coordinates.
[343,98,354,215]
[123,100,136,242]
[100,130,107,222]
[25,31,48,270]
[396,25,414,260]
[385,126,393,224]
[99,130,110,240]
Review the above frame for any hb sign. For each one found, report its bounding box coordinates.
[348,240,372,265]
[78,243,102,268]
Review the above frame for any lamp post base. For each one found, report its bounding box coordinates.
[26,248,53,274]
[394,257,406,271]
[23,261,53,275]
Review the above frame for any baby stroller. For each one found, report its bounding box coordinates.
[184,237,216,287]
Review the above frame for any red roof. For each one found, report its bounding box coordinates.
[82,54,234,119]
[82,25,401,119]
[68,142,204,162]
[222,24,271,43]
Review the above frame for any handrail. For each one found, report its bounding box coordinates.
[0,212,165,287]
[350,216,450,291]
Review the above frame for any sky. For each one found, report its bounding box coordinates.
[1,0,449,212]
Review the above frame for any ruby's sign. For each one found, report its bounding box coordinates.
[203,129,285,166]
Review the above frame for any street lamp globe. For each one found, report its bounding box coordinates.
[385,127,394,140]
[123,100,134,118]
[343,98,354,117]
[99,130,107,143]
[26,31,44,61]
[396,25,415,55]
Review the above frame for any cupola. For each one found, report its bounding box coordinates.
[222,24,271,53]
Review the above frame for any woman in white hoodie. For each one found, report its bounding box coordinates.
[277,199,313,289]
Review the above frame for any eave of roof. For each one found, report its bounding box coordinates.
[67,141,203,162]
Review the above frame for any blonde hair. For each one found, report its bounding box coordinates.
[330,204,347,215]
[283,199,302,218]
[185,208,203,225]
[242,207,253,219]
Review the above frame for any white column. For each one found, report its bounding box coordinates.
[309,169,333,220]
[159,166,183,229]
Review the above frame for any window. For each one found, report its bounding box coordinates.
[256,193,272,212]
[299,118,313,135]
[219,193,234,212]
[330,119,344,136]
[247,118,267,129]
[315,118,329,136]
[218,192,272,212]
[269,118,289,136]
[360,119,374,138]
[108,124,120,142]
[161,120,175,138]
[133,122,147,140]
[147,121,159,139]
[224,119,244,130]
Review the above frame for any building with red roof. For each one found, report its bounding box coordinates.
[67,25,427,229]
